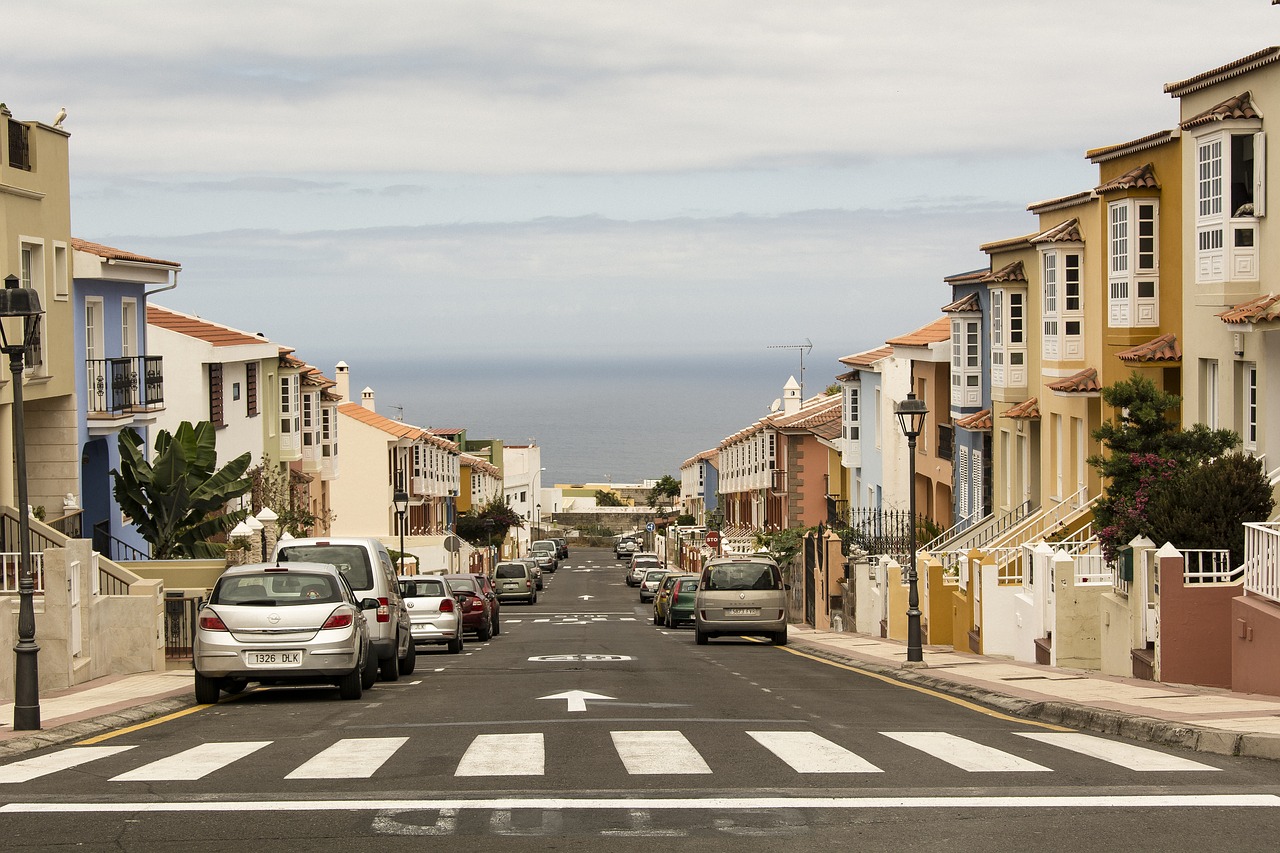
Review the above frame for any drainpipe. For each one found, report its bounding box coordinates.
[143,268,180,298]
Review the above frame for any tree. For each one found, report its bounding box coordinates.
[1144,452,1274,567]
[595,489,626,507]
[646,474,681,512]
[754,527,805,570]
[111,421,253,558]
[1089,376,1237,561]
[455,495,525,549]
[246,454,321,537]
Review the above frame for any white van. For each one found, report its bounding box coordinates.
[274,537,415,679]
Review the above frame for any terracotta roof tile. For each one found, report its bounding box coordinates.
[1030,218,1083,244]
[1047,368,1101,395]
[954,409,992,431]
[338,403,426,441]
[1117,333,1182,363]
[1095,163,1160,194]
[942,292,981,313]
[681,449,719,469]
[943,268,988,285]
[279,350,308,370]
[1027,191,1093,215]
[1087,130,1177,163]
[979,233,1035,253]
[460,454,500,477]
[886,316,951,347]
[71,237,181,268]
[773,395,842,431]
[147,304,271,348]
[980,260,1026,284]
[838,345,893,368]
[1164,47,1280,97]
[1217,293,1280,324]
[1002,397,1041,420]
[1181,92,1258,130]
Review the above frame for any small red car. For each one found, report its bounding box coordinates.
[443,573,500,639]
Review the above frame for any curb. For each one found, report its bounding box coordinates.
[789,638,1280,764]
[0,695,197,761]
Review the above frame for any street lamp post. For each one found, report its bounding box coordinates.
[895,392,929,665]
[2,274,45,730]
[393,489,409,574]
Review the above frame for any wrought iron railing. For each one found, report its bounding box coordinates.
[86,356,165,416]
[841,508,938,565]
[92,520,151,562]
[45,508,83,539]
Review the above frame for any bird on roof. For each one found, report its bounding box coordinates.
[53,107,66,128]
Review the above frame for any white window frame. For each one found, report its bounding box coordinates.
[1196,127,1264,284]
[1243,362,1258,451]
[990,288,1026,388]
[1109,199,1159,327]
[950,316,981,407]
[53,242,69,300]
[1201,358,1220,429]
[957,445,971,520]
[1041,248,1082,359]
[121,298,137,358]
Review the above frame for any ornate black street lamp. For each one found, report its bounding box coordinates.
[393,488,409,574]
[895,392,928,664]
[2,274,45,730]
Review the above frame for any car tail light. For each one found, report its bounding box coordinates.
[440,598,455,613]
[322,610,354,630]
[526,578,533,589]
[377,596,390,623]
[199,613,228,631]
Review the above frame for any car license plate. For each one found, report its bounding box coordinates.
[245,650,302,666]
[504,583,519,590]
[726,608,760,616]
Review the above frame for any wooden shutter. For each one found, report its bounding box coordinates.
[209,363,225,427]
[246,362,258,416]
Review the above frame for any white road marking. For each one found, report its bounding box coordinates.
[455,734,543,777]
[538,690,615,712]
[0,746,135,783]
[881,732,1051,772]
[620,617,636,621]
[5,795,1275,813]
[534,619,551,623]
[111,741,271,781]
[1015,732,1222,771]
[505,620,522,623]
[611,731,711,775]
[285,737,408,779]
[747,731,882,774]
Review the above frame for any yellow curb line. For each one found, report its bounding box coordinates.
[760,639,1072,732]
[75,692,254,745]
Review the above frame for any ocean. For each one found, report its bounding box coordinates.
[321,352,839,485]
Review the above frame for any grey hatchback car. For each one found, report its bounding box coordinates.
[694,556,788,645]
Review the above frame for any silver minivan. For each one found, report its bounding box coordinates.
[274,536,415,680]
[694,556,788,646]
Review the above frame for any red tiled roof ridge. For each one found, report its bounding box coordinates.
[1181,92,1258,131]
[1027,190,1094,215]
[1164,47,1280,97]
[838,345,893,368]
[147,304,273,348]
[1095,163,1160,195]
[955,409,992,431]
[1117,333,1183,363]
[944,268,988,285]
[1002,397,1041,420]
[886,316,950,347]
[1030,218,1082,245]
[942,292,980,313]
[71,237,181,268]
[979,233,1036,253]
[1087,130,1177,164]
[1047,368,1101,394]
[681,449,719,469]
[980,260,1026,284]
[337,402,425,440]
[1217,293,1280,324]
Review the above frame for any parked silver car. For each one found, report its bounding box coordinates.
[193,562,377,703]
[399,575,464,654]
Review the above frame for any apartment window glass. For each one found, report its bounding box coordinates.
[1110,204,1129,274]
[1244,362,1258,450]
[121,299,137,357]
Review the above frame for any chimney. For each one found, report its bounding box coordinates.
[334,361,350,402]
[361,386,376,412]
[782,375,801,416]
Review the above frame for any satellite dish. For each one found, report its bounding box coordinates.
[769,399,782,413]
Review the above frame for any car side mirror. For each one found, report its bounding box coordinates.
[360,598,380,610]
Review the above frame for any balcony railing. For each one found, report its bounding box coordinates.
[86,356,164,416]
[1244,521,1280,605]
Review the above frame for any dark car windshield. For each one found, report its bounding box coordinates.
[496,564,527,579]
[401,578,447,598]
[213,572,343,606]
[277,544,374,590]
[703,563,781,591]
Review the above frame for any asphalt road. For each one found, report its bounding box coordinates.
[2,547,1279,851]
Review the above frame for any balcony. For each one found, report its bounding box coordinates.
[86,357,164,421]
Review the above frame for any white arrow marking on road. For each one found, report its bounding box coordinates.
[578,594,594,600]
[537,689,615,712]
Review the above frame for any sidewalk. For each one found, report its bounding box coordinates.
[2,631,1280,764]
[0,670,194,758]
[790,625,1280,762]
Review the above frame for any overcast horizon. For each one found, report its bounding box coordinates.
[9,1,1280,478]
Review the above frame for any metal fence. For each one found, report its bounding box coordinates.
[841,508,937,565]
[164,593,203,660]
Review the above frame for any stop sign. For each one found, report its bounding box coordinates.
[705,530,721,548]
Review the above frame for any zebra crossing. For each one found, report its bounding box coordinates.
[0,729,1220,785]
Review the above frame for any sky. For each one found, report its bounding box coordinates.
[8,1,1280,481]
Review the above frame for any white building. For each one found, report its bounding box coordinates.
[502,444,542,555]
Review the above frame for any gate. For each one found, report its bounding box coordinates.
[803,534,817,625]
[164,592,203,660]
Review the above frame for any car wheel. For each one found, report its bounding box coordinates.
[695,630,709,645]
[194,671,222,704]
[773,629,789,646]
[477,620,492,642]
[653,610,661,625]
[492,614,500,636]
[379,651,400,682]
[222,679,248,695]
[448,636,464,654]
[361,648,378,689]
[337,666,363,700]
[398,639,417,675]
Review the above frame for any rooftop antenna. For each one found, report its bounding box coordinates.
[391,405,404,421]
[767,338,813,399]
